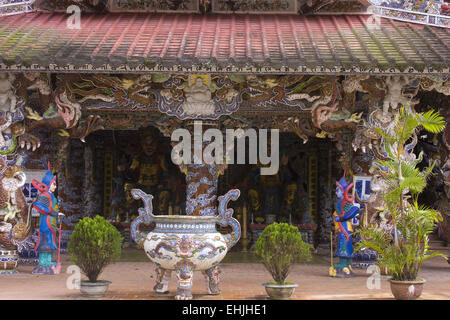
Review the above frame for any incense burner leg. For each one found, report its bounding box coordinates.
[175,261,194,300]
[203,265,221,295]
[153,266,171,294]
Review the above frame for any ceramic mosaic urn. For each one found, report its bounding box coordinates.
[130,188,241,300]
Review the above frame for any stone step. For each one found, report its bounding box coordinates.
[429,240,447,246]
[428,246,449,255]
[429,233,446,242]
[419,239,447,255]
[429,241,447,246]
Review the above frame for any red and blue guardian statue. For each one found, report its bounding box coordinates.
[31,167,64,275]
[329,176,360,278]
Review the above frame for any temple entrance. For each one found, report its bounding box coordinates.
[220,132,339,248]
[63,126,340,249]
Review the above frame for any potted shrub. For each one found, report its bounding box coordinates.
[68,215,123,298]
[254,222,312,300]
[355,106,447,300]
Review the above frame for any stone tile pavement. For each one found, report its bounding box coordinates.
[1,255,448,300]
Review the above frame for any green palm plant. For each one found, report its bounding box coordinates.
[355,105,447,281]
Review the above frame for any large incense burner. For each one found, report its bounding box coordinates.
[130,188,241,300]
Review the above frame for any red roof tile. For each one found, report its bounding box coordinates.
[0,12,448,72]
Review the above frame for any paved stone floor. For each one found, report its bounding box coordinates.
[1,253,448,300]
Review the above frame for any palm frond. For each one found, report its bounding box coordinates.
[418,110,446,134]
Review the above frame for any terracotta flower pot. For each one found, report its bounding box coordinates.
[263,283,298,300]
[389,278,426,300]
[80,280,111,298]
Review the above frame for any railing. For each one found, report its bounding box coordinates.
[0,0,35,17]
[369,2,450,29]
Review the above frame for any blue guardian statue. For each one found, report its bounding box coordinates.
[329,176,360,278]
[31,166,64,275]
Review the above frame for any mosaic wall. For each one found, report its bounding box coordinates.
[109,0,199,12]
[212,0,297,13]
[0,0,35,17]
[57,139,84,226]
[35,0,371,13]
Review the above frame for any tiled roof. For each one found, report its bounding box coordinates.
[0,12,448,73]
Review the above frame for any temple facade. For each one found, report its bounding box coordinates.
[0,0,448,262]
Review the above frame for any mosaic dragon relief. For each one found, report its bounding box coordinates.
[272,75,361,144]
[4,72,446,154]
[146,234,226,261]
[0,157,33,252]
[0,73,28,162]
[0,76,52,255]
[0,72,107,239]
[186,164,219,216]
[59,73,242,120]
[349,75,450,235]
[372,0,450,16]
[59,73,345,122]
[0,72,105,151]
[6,72,447,161]
[0,73,46,251]
[351,75,450,156]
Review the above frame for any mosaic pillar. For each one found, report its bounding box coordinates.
[186,163,218,217]
[82,143,101,218]
[317,143,333,246]
[186,121,224,296]
[185,121,220,217]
